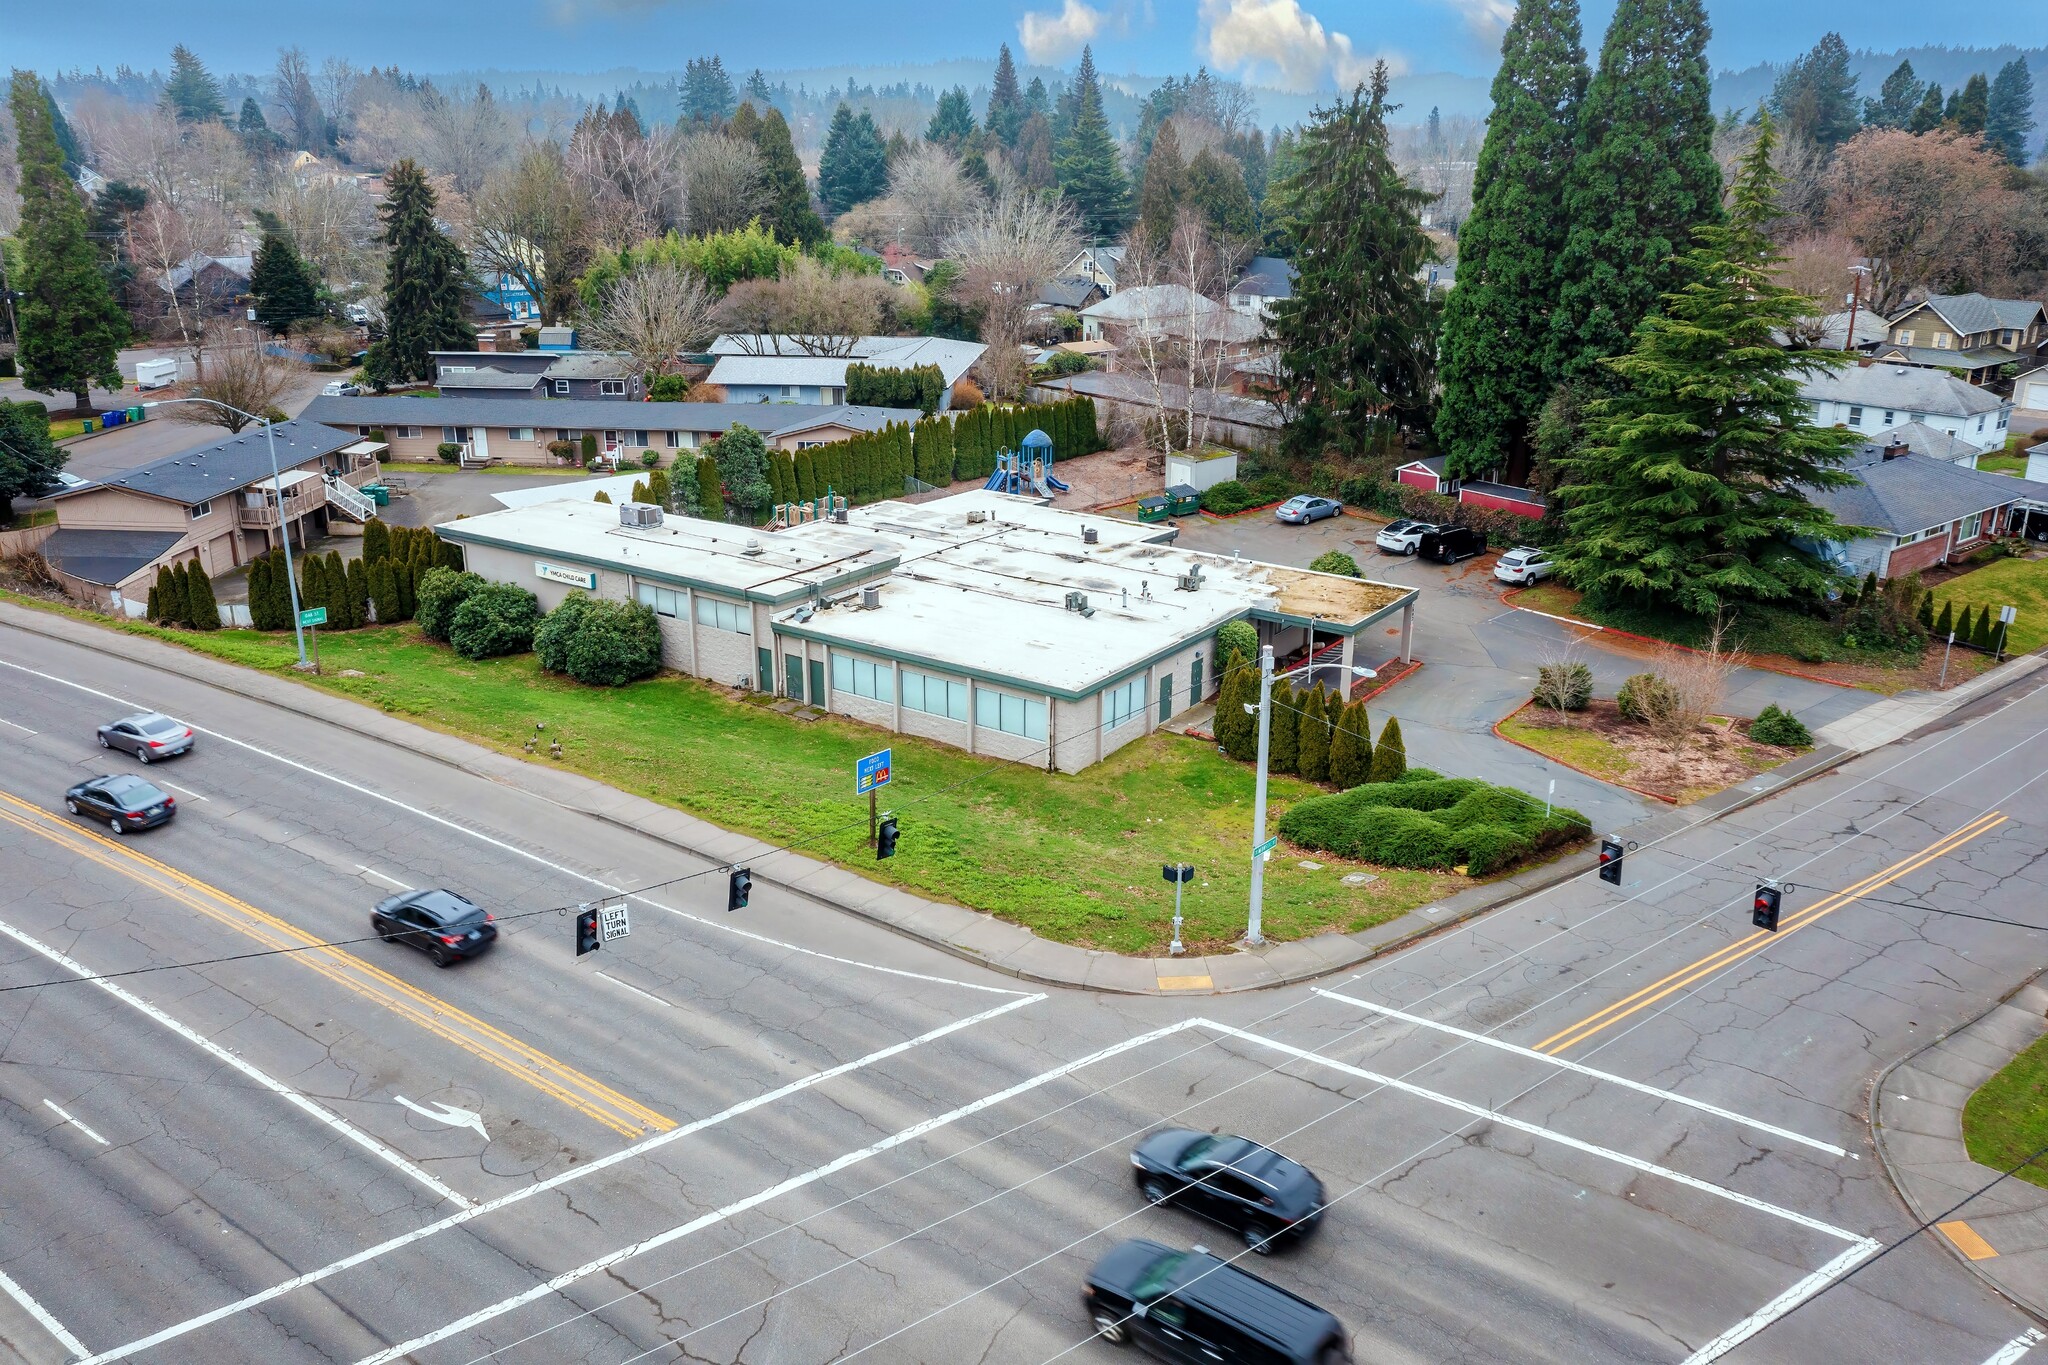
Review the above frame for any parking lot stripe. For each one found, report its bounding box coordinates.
[0,1265,88,1358]
[1313,988,1847,1156]
[0,915,469,1210]
[74,991,1042,1365]
[1677,1239,1884,1364]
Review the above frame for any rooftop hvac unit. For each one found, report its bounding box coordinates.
[1064,591,1090,613]
[861,585,881,610]
[742,537,764,557]
[619,502,663,528]
[1082,527,1099,545]
[966,509,988,524]
[834,507,849,524]
[1175,565,1204,593]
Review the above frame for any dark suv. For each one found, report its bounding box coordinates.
[1417,525,1483,564]
[371,889,498,967]
[1131,1129,1325,1253]
[1084,1239,1351,1364]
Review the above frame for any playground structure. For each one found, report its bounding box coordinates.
[769,488,849,530]
[983,428,1071,499]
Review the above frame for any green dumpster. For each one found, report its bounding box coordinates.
[1136,495,1171,523]
[1165,484,1202,516]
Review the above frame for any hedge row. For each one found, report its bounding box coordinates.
[1339,476,1561,549]
[1278,770,1590,876]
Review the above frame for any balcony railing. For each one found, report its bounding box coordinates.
[237,484,326,528]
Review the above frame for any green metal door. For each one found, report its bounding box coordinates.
[1158,673,1174,722]
[785,653,805,701]
[809,659,826,706]
[1190,654,1204,701]
[756,647,772,692]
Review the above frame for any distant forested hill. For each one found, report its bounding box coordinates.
[1714,45,2046,139]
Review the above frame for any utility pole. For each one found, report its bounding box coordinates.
[1843,258,1873,353]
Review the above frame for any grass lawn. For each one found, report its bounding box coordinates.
[1499,703,1798,804]
[2,594,1472,954]
[1497,713,1631,782]
[1962,1031,2048,1192]
[1978,453,2028,476]
[4,508,57,528]
[49,418,88,441]
[1930,556,2048,654]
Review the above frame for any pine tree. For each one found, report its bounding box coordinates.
[10,72,126,416]
[362,517,390,564]
[1769,32,1860,150]
[1862,60,1924,130]
[1952,73,1991,136]
[1136,119,1187,255]
[161,45,226,123]
[1328,702,1374,789]
[1267,683,1300,775]
[1368,716,1408,783]
[1435,0,1588,482]
[743,105,825,245]
[697,454,724,520]
[986,44,1027,148]
[186,563,220,631]
[1267,64,1437,459]
[1297,686,1332,783]
[363,160,474,388]
[818,104,889,215]
[1054,48,1130,242]
[1548,0,1719,389]
[251,227,321,334]
[1552,114,1860,616]
[1908,83,1945,135]
[681,56,738,125]
[1986,60,2038,166]
[927,87,977,149]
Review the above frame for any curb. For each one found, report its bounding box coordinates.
[1490,698,1678,806]
[1353,657,1421,702]
[1869,967,2048,1324]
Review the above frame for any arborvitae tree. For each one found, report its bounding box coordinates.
[363,160,474,387]
[10,72,126,415]
[818,104,889,214]
[186,563,220,631]
[161,45,226,123]
[322,552,348,626]
[1955,603,1977,643]
[1952,73,1991,136]
[986,44,1027,148]
[1863,60,1925,130]
[150,565,176,623]
[1297,685,1333,783]
[1552,115,1859,615]
[1435,0,1587,482]
[1328,702,1374,789]
[1934,599,1955,639]
[697,454,724,519]
[247,553,271,629]
[1217,664,1258,762]
[170,561,198,628]
[1548,0,1719,389]
[361,517,390,564]
[1769,32,1861,150]
[1267,64,1437,459]
[1368,716,1408,784]
[793,448,818,501]
[1054,47,1130,241]
[301,554,327,624]
[1975,607,1999,652]
[394,558,418,620]
[251,227,322,334]
[1908,83,1946,135]
[346,557,371,629]
[742,104,825,245]
[366,560,394,624]
[1986,60,2038,166]
[1267,682,1300,775]
[1917,591,1935,633]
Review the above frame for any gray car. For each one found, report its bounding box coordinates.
[96,712,194,763]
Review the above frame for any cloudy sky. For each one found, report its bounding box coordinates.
[8,0,2029,88]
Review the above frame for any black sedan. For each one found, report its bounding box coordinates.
[371,889,498,967]
[97,712,195,763]
[65,775,177,834]
[1131,1129,1325,1253]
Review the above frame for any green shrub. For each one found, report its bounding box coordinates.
[1216,620,1258,674]
[415,567,485,642]
[1347,806,1458,868]
[581,433,599,465]
[1616,671,1678,725]
[1367,716,1407,782]
[1457,825,1535,876]
[1748,704,1812,748]
[640,449,660,468]
[1199,480,1259,515]
[1309,550,1360,577]
[448,582,541,659]
[1277,773,1584,876]
[564,599,664,685]
[436,441,462,464]
[534,592,595,674]
[1532,662,1593,711]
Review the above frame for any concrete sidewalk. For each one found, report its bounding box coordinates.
[1874,975,2048,1321]
[1819,654,2048,753]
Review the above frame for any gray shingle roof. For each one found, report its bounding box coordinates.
[40,529,186,587]
[1799,363,2005,417]
[301,395,918,437]
[57,420,358,507]
[1805,448,2048,535]
[1868,343,2019,370]
[1877,420,1980,464]
[1906,293,2048,336]
[765,405,918,438]
[438,368,546,391]
[1037,276,1104,309]
[1234,255,1297,300]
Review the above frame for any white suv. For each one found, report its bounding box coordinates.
[1493,547,1554,584]
[1375,519,1440,555]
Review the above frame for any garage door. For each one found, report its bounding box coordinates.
[2026,378,2048,410]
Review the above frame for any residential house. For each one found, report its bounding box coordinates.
[301,396,920,464]
[479,269,541,323]
[38,421,380,611]
[1227,256,1296,317]
[1773,309,1889,352]
[879,244,935,286]
[2013,364,2048,434]
[1799,364,2012,455]
[158,253,253,311]
[1389,454,1548,520]
[1870,294,2048,386]
[1804,437,2048,579]
[1028,371,1282,452]
[1077,286,1267,354]
[705,336,985,410]
[1058,246,1125,295]
[431,350,645,402]
[1034,276,1108,314]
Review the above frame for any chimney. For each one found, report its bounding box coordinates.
[1884,439,1910,461]
[476,332,498,353]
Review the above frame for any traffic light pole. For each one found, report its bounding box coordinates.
[1246,646,1275,947]
[870,789,878,849]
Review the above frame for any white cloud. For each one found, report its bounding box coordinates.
[1019,0,1110,64]
[1440,0,1516,41]
[1199,0,1407,94]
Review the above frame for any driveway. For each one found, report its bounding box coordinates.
[1171,508,1876,831]
[377,469,620,530]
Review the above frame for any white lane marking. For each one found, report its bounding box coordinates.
[0,1265,88,1358]
[1679,1239,1884,1364]
[595,971,671,1007]
[0,716,36,735]
[151,780,208,802]
[1980,1329,2048,1365]
[0,917,471,1213]
[355,864,408,890]
[42,1098,109,1145]
[349,1015,1200,1365]
[1313,988,1848,1156]
[396,1096,488,1142]
[1200,1021,1867,1245]
[79,991,1042,1364]
[0,657,1029,999]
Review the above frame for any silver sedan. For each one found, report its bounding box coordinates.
[96,712,195,763]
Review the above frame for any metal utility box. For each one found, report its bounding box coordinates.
[1164,449,1239,493]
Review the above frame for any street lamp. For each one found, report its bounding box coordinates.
[1161,862,1195,956]
[140,397,308,666]
[1243,643,1376,947]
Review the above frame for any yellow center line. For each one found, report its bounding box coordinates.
[1534,812,2006,1056]
[0,792,675,1137]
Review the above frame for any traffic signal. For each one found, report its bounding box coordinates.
[727,866,752,912]
[1597,837,1624,886]
[575,906,601,956]
[876,815,899,860]
[1752,884,1782,932]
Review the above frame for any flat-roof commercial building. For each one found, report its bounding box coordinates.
[436,490,1416,772]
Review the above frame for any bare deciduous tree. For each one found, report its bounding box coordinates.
[268,175,380,288]
[123,194,233,367]
[1110,209,1255,454]
[172,337,304,432]
[471,143,587,323]
[833,143,980,257]
[272,47,324,153]
[680,131,768,237]
[581,261,718,377]
[1827,128,2022,312]
[419,84,516,196]
[713,256,892,356]
[1649,615,1744,755]
[943,186,1078,400]
[568,106,683,249]
[1772,230,1861,347]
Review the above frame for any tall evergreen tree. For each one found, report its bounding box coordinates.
[161,45,225,123]
[747,105,825,245]
[362,516,390,564]
[1368,717,1407,783]
[1181,150,1257,243]
[1986,60,2038,166]
[1862,60,1924,130]
[1266,683,1300,774]
[1768,32,1860,150]
[1952,73,1991,137]
[1297,685,1332,783]
[186,563,221,631]
[251,226,321,334]
[1552,113,1861,616]
[986,44,1027,148]
[1907,82,1946,134]
[1267,64,1437,459]
[1327,701,1373,789]
[363,160,474,388]
[1216,665,1257,762]
[0,398,66,521]
[1548,0,1719,390]
[1434,0,1588,483]
[1135,118,1187,254]
[696,454,724,520]
[1055,47,1130,241]
[817,104,888,214]
[680,56,737,125]
[926,87,977,149]
[9,72,125,416]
